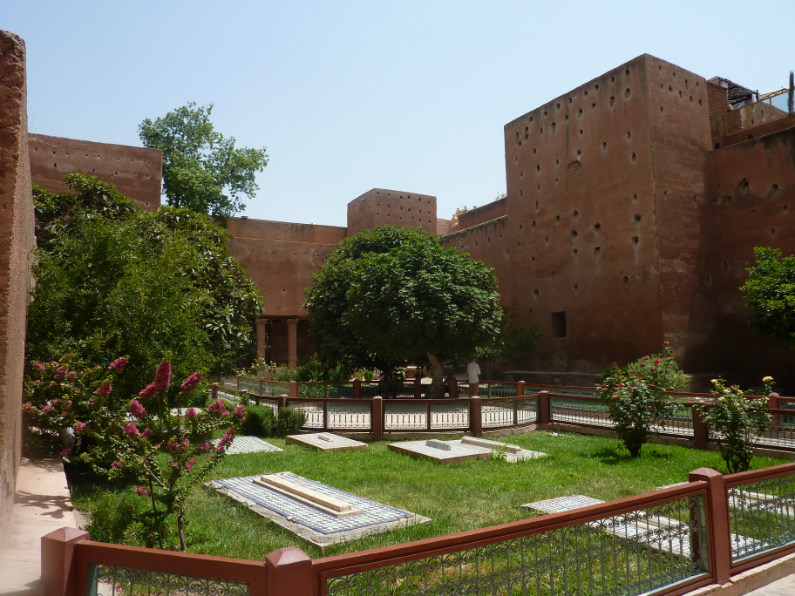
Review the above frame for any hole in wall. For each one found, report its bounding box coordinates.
[624,88,631,98]
[634,214,642,222]
[573,249,579,256]
[593,223,601,233]
[609,96,616,108]
[574,284,579,290]
[594,246,601,256]
[611,76,615,83]
[625,69,630,76]
[627,131,632,140]
[768,184,779,199]
[556,215,560,222]
[632,236,639,245]
[534,289,539,298]
[631,153,637,163]
[623,276,629,284]
[601,142,607,150]
[571,230,578,240]
[633,194,638,202]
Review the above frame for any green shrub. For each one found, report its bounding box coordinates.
[86,492,146,546]
[276,406,306,437]
[598,343,685,457]
[241,406,276,437]
[698,377,773,473]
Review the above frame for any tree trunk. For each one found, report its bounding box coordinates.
[178,509,186,551]
[427,353,444,399]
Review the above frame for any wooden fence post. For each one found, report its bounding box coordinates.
[537,391,550,425]
[41,527,90,596]
[517,380,525,396]
[692,405,709,450]
[689,467,731,585]
[265,547,313,596]
[450,377,458,400]
[414,377,422,399]
[278,394,289,410]
[353,378,361,400]
[470,397,483,437]
[372,396,384,441]
[211,382,218,402]
[289,381,299,398]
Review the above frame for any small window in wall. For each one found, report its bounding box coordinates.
[551,311,567,338]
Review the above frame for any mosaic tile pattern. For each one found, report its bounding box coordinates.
[522,494,758,558]
[523,495,605,514]
[211,435,282,455]
[210,472,428,546]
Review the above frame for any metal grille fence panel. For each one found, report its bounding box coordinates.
[325,494,709,596]
[482,400,516,428]
[430,402,469,429]
[289,401,325,429]
[327,402,372,430]
[551,396,613,428]
[260,381,289,397]
[727,473,795,561]
[517,398,538,425]
[487,383,518,398]
[91,564,249,596]
[384,403,427,430]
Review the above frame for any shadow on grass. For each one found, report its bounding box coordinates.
[589,445,673,465]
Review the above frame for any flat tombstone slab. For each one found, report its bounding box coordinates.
[211,436,282,455]
[209,471,429,548]
[459,436,548,462]
[521,495,605,514]
[388,439,492,464]
[286,432,368,452]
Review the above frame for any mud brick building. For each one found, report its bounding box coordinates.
[22,53,795,389]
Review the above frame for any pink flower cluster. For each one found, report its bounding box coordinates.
[233,405,246,422]
[133,485,149,497]
[74,421,88,435]
[185,407,198,419]
[180,373,201,394]
[167,437,190,454]
[207,400,229,417]
[124,422,140,439]
[95,382,113,396]
[154,361,171,391]
[129,399,147,419]
[139,383,158,399]
[216,428,236,452]
[200,441,213,453]
[109,357,128,373]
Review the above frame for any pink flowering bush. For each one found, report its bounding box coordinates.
[597,343,687,457]
[27,356,244,551]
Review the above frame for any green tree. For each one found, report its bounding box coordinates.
[139,103,268,221]
[741,247,795,346]
[305,226,503,398]
[475,312,540,377]
[28,175,263,401]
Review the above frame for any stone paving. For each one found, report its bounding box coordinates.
[209,471,429,548]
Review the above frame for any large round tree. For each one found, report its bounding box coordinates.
[305,226,503,398]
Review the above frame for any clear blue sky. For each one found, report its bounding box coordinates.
[6,1,794,227]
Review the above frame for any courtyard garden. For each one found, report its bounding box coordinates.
[64,428,787,559]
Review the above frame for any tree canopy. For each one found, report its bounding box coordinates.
[139,103,268,221]
[304,226,503,397]
[741,247,795,347]
[29,174,264,403]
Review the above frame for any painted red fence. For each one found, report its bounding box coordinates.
[43,462,795,596]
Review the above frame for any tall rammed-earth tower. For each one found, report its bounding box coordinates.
[505,54,712,374]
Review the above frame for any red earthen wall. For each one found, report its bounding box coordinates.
[645,56,712,362]
[454,198,508,232]
[227,237,337,318]
[505,55,664,373]
[0,30,36,524]
[722,117,795,147]
[225,217,347,244]
[347,189,436,236]
[28,133,163,211]
[443,217,510,308]
[687,128,795,389]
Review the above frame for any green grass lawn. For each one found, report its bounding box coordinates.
[68,431,788,560]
